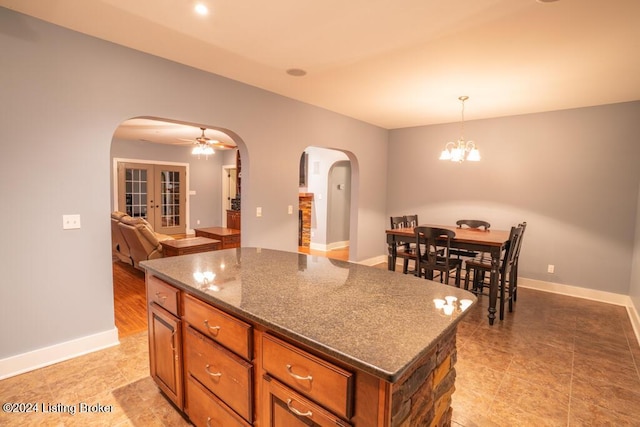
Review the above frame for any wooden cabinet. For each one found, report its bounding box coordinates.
[183,293,252,360]
[262,375,352,427]
[146,274,384,426]
[186,376,250,427]
[182,291,254,424]
[227,210,241,230]
[262,334,353,419]
[147,277,183,409]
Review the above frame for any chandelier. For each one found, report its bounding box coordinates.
[439,96,481,162]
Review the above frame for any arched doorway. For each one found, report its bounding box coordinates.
[109,117,246,337]
[297,147,353,261]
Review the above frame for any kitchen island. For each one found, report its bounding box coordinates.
[140,248,475,426]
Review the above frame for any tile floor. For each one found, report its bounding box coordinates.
[1,288,639,426]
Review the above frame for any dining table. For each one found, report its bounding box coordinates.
[386,224,512,325]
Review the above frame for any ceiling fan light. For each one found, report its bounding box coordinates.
[203,146,214,155]
[192,146,203,155]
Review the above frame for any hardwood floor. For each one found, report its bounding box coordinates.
[112,247,348,338]
[112,261,147,338]
[298,246,349,261]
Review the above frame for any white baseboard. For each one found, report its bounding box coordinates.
[518,277,631,306]
[628,304,640,346]
[310,241,349,252]
[0,328,120,380]
[358,255,388,266]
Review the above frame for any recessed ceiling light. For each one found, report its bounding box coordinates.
[194,3,209,15]
[286,68,307,77]
[536,0,559,3]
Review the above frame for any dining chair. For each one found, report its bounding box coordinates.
[463,223,524,320]
[450,219,491,260]
[390,216,416,274]
[404,214,419,228]
[509,221,527,310]
[414,226,462,287]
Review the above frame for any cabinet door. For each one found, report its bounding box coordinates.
[262,376,351,427]
[149,303,183,408]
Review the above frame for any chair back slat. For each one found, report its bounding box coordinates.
[456,219,490,230]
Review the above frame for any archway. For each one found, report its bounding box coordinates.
[297,147,355,261]
[109,116,247,337]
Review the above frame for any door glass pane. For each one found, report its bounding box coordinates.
[160,169,181,227]
[125,167,148,219]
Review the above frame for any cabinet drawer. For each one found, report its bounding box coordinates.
[263,375,352,427]
[186,376,250,427]
[262,334,353,419]
[183,293,252,360]
[184,326,253,422]
[147,275,179,316]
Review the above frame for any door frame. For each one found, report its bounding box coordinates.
[112,157,191,233]
[221,163,236,228]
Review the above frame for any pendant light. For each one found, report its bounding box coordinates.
[439,96,481,162]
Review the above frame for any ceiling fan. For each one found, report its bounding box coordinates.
[179,127,236,151]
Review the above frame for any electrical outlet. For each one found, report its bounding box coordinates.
[547,264,555,274]
[256,207,262,217]
[288,205,293,214]
[62,214,81,230]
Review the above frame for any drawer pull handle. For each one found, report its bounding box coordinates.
[286,399,313,418]
[286,364,313,382]
[205,364,222,377]
[155,292,167,304]
[204,320,221,335]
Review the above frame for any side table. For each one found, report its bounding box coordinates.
[160,237,221,257]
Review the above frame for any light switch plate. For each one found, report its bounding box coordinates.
[63,214,81,229]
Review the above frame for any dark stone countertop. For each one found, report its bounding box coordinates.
[140,247,476,382]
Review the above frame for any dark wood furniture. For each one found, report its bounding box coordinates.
[387,225,511,325]
[160,236,220,257]
[389,216,415,274]
[194,227,241,249]
[451,219,491,259]
[146,275,184,409]
[141,249,475,426]
[464,222,526,320]
[414,226,463,287]
[226,209,241,230]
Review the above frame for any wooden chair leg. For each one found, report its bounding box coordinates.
[499,274,506,321]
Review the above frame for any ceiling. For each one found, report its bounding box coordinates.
[112,118,237,150]
[2,0,639,132]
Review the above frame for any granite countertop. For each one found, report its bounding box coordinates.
[140,248,476,382]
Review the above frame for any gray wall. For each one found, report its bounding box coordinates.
[110,138,224,228]
[388,102,640,294]
[0,7,387,359]
[327,161,352,245]
[632,182,640,309]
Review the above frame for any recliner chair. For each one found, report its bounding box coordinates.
[117,215,174,269]
[111,211,132,265]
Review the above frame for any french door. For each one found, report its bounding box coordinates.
[117,162,186,235]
